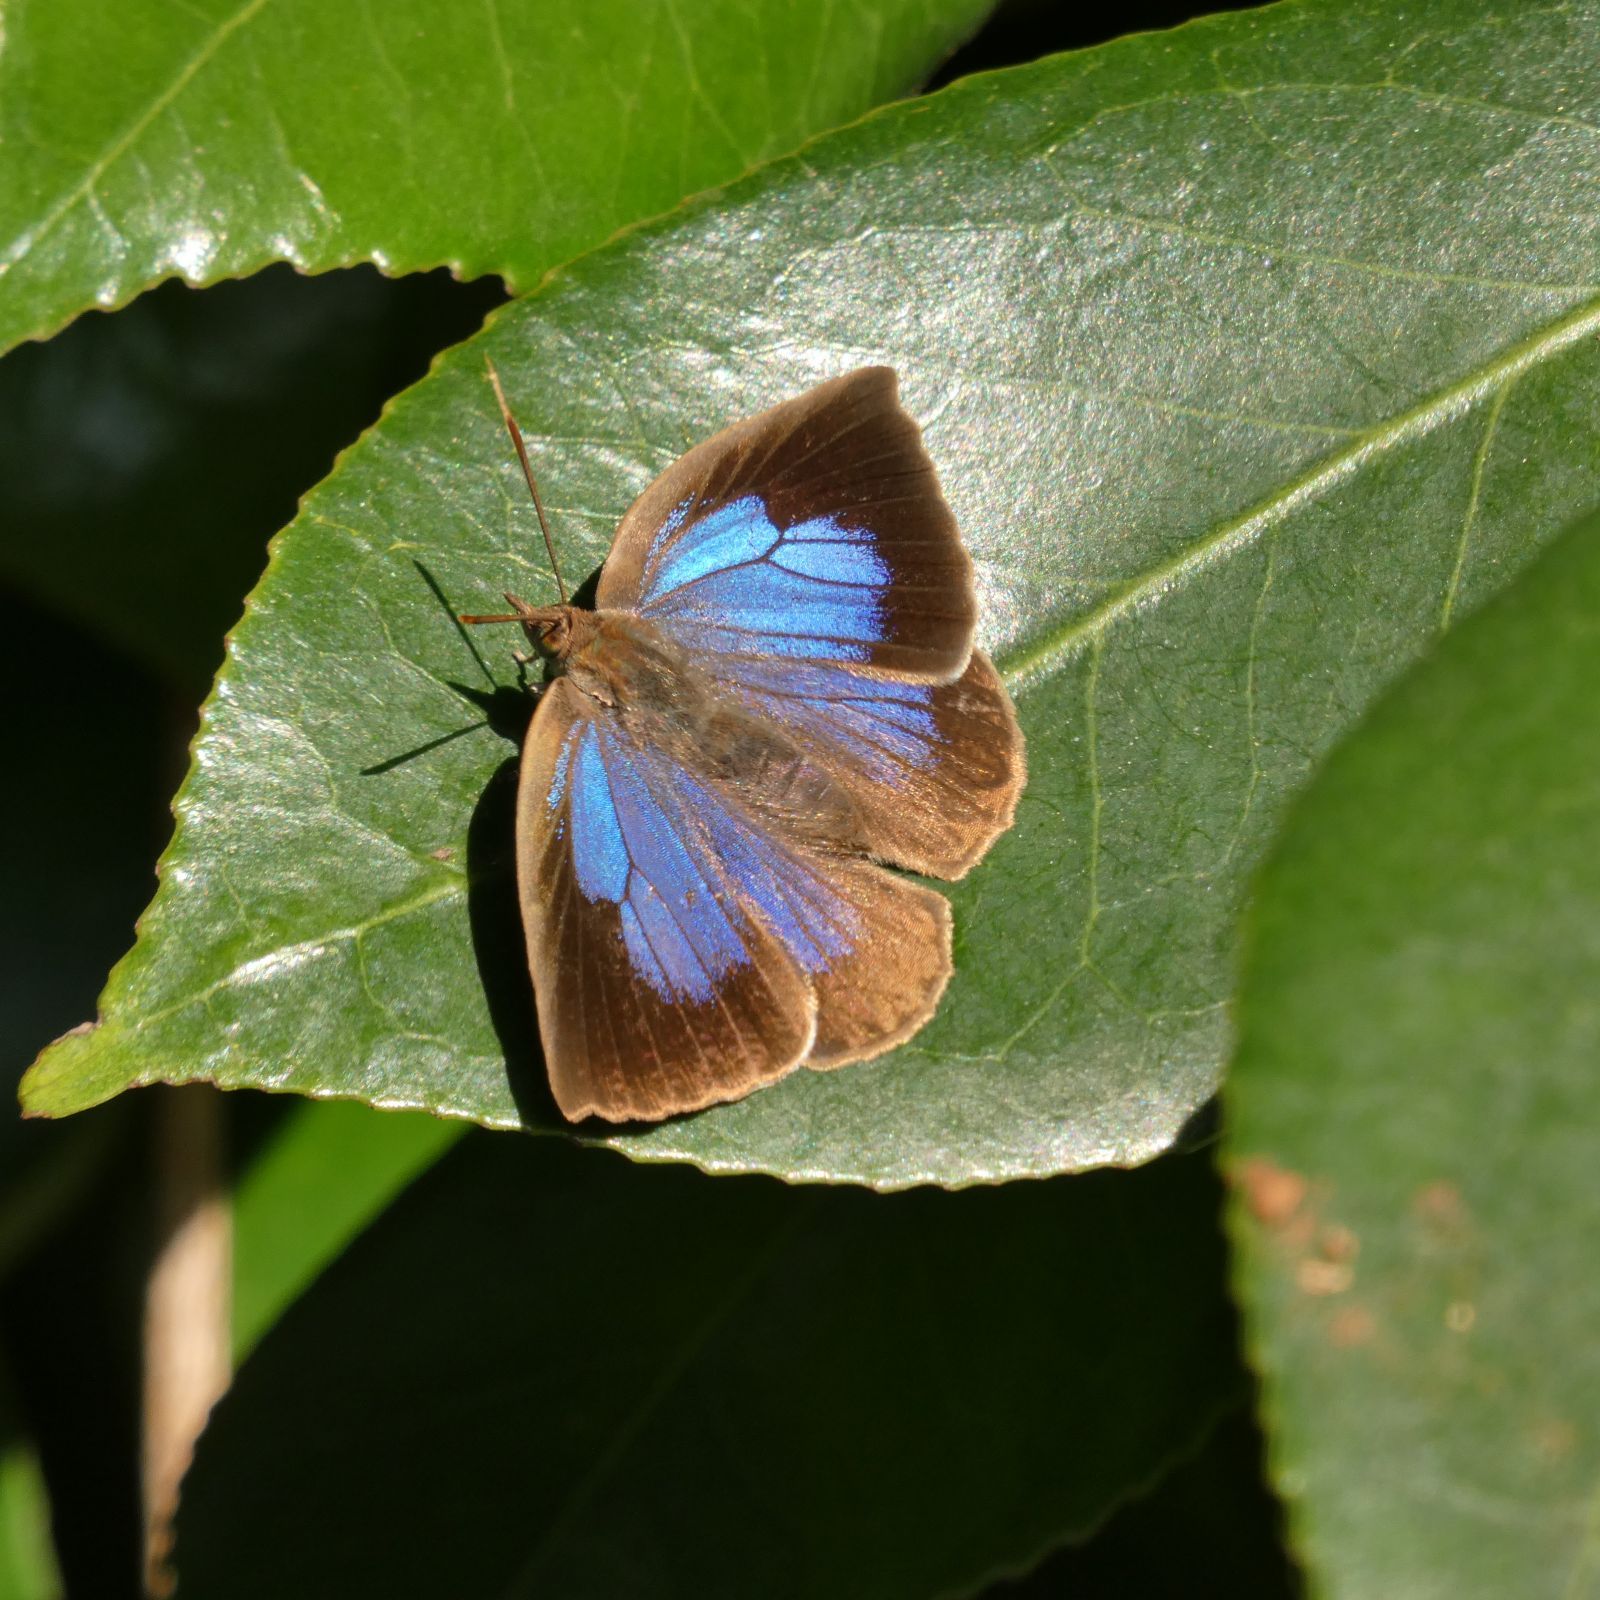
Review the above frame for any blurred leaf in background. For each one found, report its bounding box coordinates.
[992,1408,1298,1600]
[1226,509,1600,1598]
[0,268,508,699]
[0,1351,62,1600]
[0,597,178,1594]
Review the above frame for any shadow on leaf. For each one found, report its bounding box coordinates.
[464,753,559,1127]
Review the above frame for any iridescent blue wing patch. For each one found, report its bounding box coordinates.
[598,367,976,680]
[634,496,894,664]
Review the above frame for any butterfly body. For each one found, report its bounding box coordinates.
[479,368,1024,1124]
[513,600,867,853]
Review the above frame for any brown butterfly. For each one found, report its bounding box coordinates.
[463,366,1024,1122]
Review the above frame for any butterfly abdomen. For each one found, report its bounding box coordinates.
[696,707,865,855]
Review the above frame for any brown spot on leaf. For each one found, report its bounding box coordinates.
[1413,1180,1467,1229]
[1327,1304,1376,1348]
[1236,1155,1309,1227]
[1297,1258,1355,1296]
[1319,1223,1359,1263]
[1236,1157,1363,1297]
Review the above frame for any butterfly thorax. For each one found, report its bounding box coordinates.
[529,607,690,714]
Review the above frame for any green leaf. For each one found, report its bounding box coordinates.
[1224,511,1600,1596]
[1007,1408,1297,1598]
[0,0,993,351]
[22,0,1600,1185]
[0,1351,61,1600]
[176,1135,1243,1598]
[231,1099,459,1357]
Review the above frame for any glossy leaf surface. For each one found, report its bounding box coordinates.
[0,0,991,349]
[1224,511,1600,1598]
[178,1134,1242,1598]
[23,0,1600,1184]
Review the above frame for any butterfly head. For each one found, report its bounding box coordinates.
[494,594,585,664]
[458,591,591,672]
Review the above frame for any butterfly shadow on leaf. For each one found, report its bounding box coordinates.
[359,684,561,1125]
[463,749,565,1127]
[448,559,608,1131]
[370,559,577,1125]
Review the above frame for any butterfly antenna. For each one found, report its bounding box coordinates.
[484,355,568,605]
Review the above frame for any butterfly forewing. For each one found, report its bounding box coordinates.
[598,367,975,680]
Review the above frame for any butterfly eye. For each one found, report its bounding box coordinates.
[534,614,572,656]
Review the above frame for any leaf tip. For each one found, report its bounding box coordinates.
[18,1019,126,1119]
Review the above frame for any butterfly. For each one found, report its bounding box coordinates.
[462,364,1024,1123]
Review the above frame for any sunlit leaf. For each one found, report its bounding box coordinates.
[0,0,992,349]
[23,0,1600,1184]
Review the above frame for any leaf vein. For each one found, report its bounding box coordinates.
[131,879,463,1036]
[1036,166,1599,297]
[1440,376,1515,632]
[1000,291,1600,689]
[0,0,276,274]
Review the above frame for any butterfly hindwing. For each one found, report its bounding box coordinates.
[701,646,1024,880]
[798,859,953,1071]
[517,671,956,1119]
[687,701,957,1068]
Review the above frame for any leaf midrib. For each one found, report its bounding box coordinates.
[128,876,463,1038]
[999,288,1600,691]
